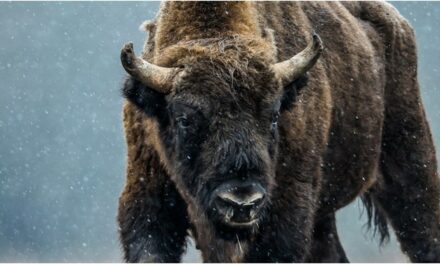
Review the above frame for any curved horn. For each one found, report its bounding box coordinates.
[272,33,323,87]
[120,42,178,93]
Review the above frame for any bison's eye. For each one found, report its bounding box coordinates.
[176,116,190,129]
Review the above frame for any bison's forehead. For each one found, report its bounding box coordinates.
[158,36,281,101]
[173,54,281,110]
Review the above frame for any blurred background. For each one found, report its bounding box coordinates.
[0,2,439,262]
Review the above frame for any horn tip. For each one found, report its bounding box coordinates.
[312,33,323,53]
[121,42,136,70]
[122,42,134,52]
[312,33,320,42]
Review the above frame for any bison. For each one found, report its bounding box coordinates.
[117,2,440,262]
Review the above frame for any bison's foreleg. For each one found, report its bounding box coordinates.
[244,181,317,262]
[118,158,189,262]
[306,214,349,263]
[118,104,189,262]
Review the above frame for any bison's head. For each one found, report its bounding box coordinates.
[121,35,322,238]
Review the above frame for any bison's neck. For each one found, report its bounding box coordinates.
[155,2,260,49]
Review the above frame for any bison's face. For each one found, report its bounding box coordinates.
[163,70,280,232]
[123,60,309,234]
[165,96,275,231]
[120,35,322,236]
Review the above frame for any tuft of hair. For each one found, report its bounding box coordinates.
[361,191,390,246]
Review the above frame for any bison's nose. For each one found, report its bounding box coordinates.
[217,186,264,207]
[213,181,266,225]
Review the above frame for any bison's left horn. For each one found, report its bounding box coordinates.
[120,42,179,93]
[272,33,323,87]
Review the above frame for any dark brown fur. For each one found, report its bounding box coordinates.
[118,2,440,262]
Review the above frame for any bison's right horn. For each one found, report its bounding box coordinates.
[120,42,178,93]
[272,33,323,87]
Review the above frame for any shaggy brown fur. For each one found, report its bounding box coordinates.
[118,2,440,262]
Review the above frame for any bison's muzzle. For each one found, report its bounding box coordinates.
[211,180,266,228]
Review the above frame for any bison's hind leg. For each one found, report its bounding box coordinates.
[368,156,440,262]
[359,1,440,261]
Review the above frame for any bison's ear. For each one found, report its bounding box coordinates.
[280,74,309,112]
[122,76,168,121]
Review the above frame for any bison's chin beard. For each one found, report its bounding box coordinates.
[187,197,270,262]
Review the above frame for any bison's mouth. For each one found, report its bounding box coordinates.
[223,218,259,228]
